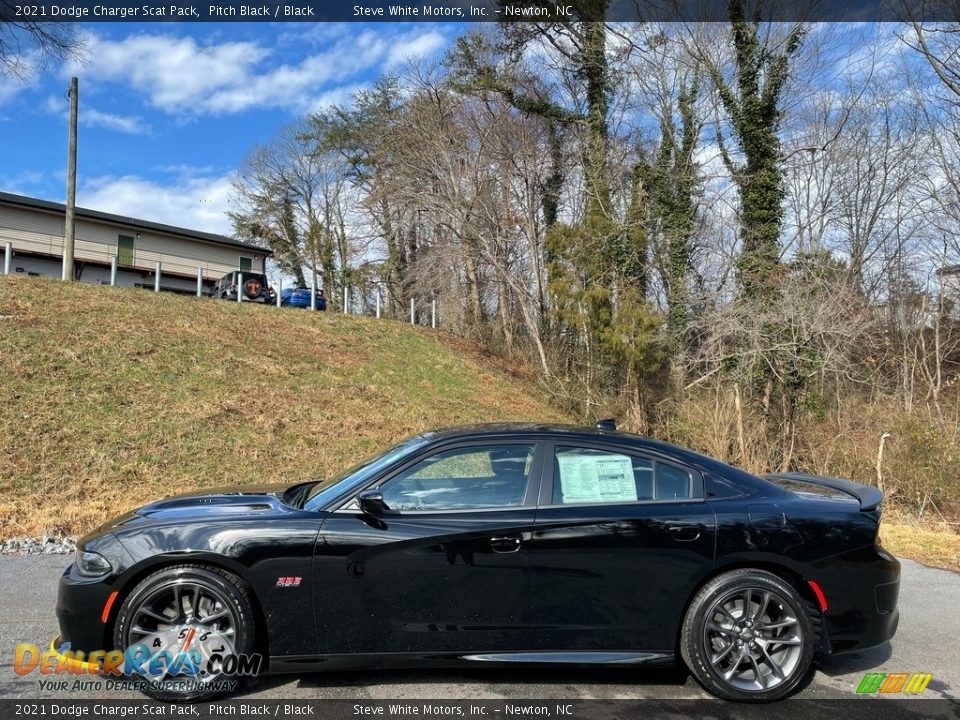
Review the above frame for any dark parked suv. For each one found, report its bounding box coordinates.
[212,271,273,303]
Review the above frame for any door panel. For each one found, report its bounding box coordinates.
[312,440,544,655]
[314,510,536,654]
[529,504,715,651]
[529,442,716,652]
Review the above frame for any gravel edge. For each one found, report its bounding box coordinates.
[2,536,78,555]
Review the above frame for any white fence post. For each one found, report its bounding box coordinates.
[237,272,243,303]
[110,256,117,286]
[277,279,282,308]
[343,286,348,314]
[431,299,436,329]
[196,266,203,297]
[310,277,316,311]
[154,262,161,292]
[3,242,11,275]
[375,291,381,319]
[410,298,415,325]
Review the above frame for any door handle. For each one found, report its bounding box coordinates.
[668,523,702,542]
[489,535,522,553]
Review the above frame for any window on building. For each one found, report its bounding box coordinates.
[118,235,134,266]
[239,256,253,272]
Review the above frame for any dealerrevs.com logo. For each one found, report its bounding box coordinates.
[14,633,262,694]
[856,672,933,695]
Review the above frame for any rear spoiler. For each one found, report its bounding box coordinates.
[765,472,883,511]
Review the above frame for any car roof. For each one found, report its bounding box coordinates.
[411,423,771,490]
[414,422,684,455]
[415,422,615,438]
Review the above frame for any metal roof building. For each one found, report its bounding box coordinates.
[0,191,271,295]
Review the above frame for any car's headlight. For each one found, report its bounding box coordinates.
[76,550,112,577]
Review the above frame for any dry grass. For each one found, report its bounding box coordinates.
[880,516,960,572]
[0,276,571,537]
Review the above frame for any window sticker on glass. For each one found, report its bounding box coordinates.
[557,453,638,504]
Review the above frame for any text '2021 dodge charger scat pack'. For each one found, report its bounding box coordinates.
[54,422,899,702]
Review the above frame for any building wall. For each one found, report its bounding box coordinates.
[0,204,268,283]
[6,254,214,295]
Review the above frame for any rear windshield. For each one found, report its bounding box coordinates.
[765,476,851,500]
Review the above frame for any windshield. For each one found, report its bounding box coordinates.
[302,436,430,510]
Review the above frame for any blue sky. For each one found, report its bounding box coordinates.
[0,22,459,234]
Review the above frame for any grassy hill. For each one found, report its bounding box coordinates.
[1,276,955,572]
[0,277,571,537]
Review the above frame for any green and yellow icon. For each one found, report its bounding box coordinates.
[856,672,932,695]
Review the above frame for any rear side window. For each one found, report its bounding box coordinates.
[552,446,696,505]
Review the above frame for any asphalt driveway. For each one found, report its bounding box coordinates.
[0,556,954,701]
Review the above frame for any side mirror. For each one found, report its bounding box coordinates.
[358,490,391,516]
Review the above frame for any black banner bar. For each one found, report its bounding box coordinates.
[1,699,959,720]
[5,0,960,23]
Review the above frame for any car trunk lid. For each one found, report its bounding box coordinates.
[765,472,883,511]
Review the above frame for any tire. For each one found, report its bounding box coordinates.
[680,569,815,702]
[113,564,257,702]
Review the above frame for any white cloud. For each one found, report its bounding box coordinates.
[78,173,235,235]
[307,83,371,114]
[386,31,448,67]
[0,170,46,195]
[66,28,451,117]
[82,108,149,135]
[0,77,24,106]
[0,52,40,106]
[43,96,148,134]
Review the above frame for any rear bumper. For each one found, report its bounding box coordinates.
[283,299,325,309]
[812,546,901,654]
[222,291,270,303]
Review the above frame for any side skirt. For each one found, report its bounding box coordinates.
[266,651,676,675]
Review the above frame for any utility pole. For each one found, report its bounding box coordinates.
[62,77,78,282]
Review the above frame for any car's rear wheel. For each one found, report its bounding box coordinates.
[681,569,815,702]
[113,564,257,702]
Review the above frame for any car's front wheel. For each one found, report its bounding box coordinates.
[681,569,815,702]
[113,564,257,702]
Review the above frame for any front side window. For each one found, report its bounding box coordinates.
[552,446,694,505]
[380,444,535,512]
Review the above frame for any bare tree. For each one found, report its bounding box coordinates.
[230,119,352,300]
[0,4,83,78]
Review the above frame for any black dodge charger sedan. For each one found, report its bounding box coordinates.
[55,422,899,702]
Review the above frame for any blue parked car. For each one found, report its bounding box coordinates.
[280,287,326,310]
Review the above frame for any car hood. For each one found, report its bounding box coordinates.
[135,483,290,514]
[82,483,306,541]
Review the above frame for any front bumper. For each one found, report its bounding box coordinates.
[813,545,901,654]
[55,562,115,654]
[48,635,106,672]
